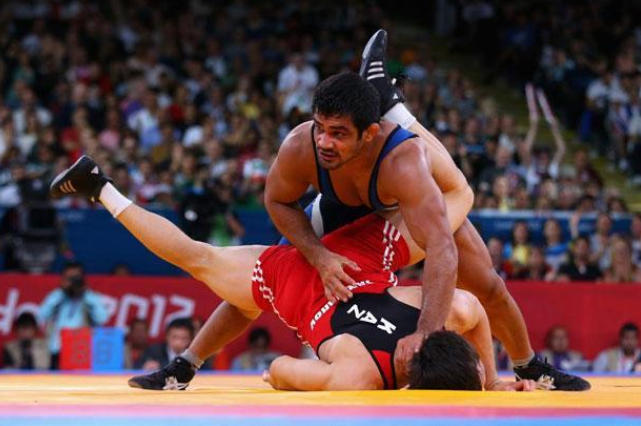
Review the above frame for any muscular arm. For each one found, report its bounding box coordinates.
[446,290,500,389]
[265,125,358,302]
[382,143,458,335]
[264,143,324,262]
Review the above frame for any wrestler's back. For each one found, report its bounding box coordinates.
[422,130,469,194]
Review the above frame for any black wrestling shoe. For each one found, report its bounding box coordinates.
[359,29,405,116]
[514,357,591,391]
[49,155,112,203]
[128,356,196,391]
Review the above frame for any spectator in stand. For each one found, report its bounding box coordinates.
[512,246,553,281]
[542,218,568,273]
[590,213,614,272]
[231,327,281,371]
[39,261,108,369]
[593,323,640,373]
[2,312,50,370]
[538,326,586,372]
[519,87,566,195]
[567,149,604,189]
[135,317,194,370]
[556,236,602,282]
[631,213,641,268]
[504,221,532,276]
[602,237,641,283]
[487,237,512,280]
[582,60,613,155]
[276,53,319,116]
[111,263,132,276]
[124,318,150,369]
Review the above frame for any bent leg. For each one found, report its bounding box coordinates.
[454,219,534,362]
[187,301,258,363]
[116,204,265,312]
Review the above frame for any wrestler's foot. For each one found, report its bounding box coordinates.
[49,155,112,203]
[359,29,405,116]
[514,357,591,391]
[128,356,196,391]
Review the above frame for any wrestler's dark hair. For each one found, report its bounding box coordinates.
[408,330,482,390]
[312,72,380,135]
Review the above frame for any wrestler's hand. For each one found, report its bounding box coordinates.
[312,248,360,303]
[394,331,425,373]
[486,379,536,392]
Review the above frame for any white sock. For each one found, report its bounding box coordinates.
[99,183,133,218]
[383,103,417,129]
[512,354,535,368]
[180,349,204,369]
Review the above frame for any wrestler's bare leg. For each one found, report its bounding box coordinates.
[113,203,266,366]
[453,219,533,361]
[383,209,532,361]
[115,204,264,313]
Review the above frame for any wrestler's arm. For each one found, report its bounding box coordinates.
[446,290,500,389]
[447,290,535,391]
[264,136,323,259]
[381,143,458,345]
[265,355,376,391]
[265,128,357,303]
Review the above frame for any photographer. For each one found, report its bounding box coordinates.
[39,261,108,369]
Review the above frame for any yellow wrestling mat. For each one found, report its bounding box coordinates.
[1,374,640,426]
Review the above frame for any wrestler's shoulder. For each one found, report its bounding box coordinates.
[381,131,430,168]
[280,121,314,150]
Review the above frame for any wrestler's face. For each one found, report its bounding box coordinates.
[313,113,376,170]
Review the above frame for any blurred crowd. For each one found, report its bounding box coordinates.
[442,0,641,183]
[400,212,641,283]
[0,0,393,248]
[0,1,629,236]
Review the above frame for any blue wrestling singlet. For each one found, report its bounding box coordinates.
[279,124,416,244]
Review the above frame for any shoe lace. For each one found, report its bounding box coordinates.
[156,361,191,390]
[163,376,189,391]
[534,357,578,390]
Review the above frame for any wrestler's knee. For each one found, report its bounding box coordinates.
[182,241,217,280]
[470,268,511,310]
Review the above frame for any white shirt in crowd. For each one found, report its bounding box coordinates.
[277,61,319,115]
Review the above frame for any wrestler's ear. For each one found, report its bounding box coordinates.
[362,123,380,142]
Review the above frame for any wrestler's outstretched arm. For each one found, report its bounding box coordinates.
[446,290,535,391]
[263,357,354,391]
[264,340,379,391]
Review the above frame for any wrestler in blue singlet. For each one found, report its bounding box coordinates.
[279,124,416,244]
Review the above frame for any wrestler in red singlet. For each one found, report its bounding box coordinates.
[251,214,417,389]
